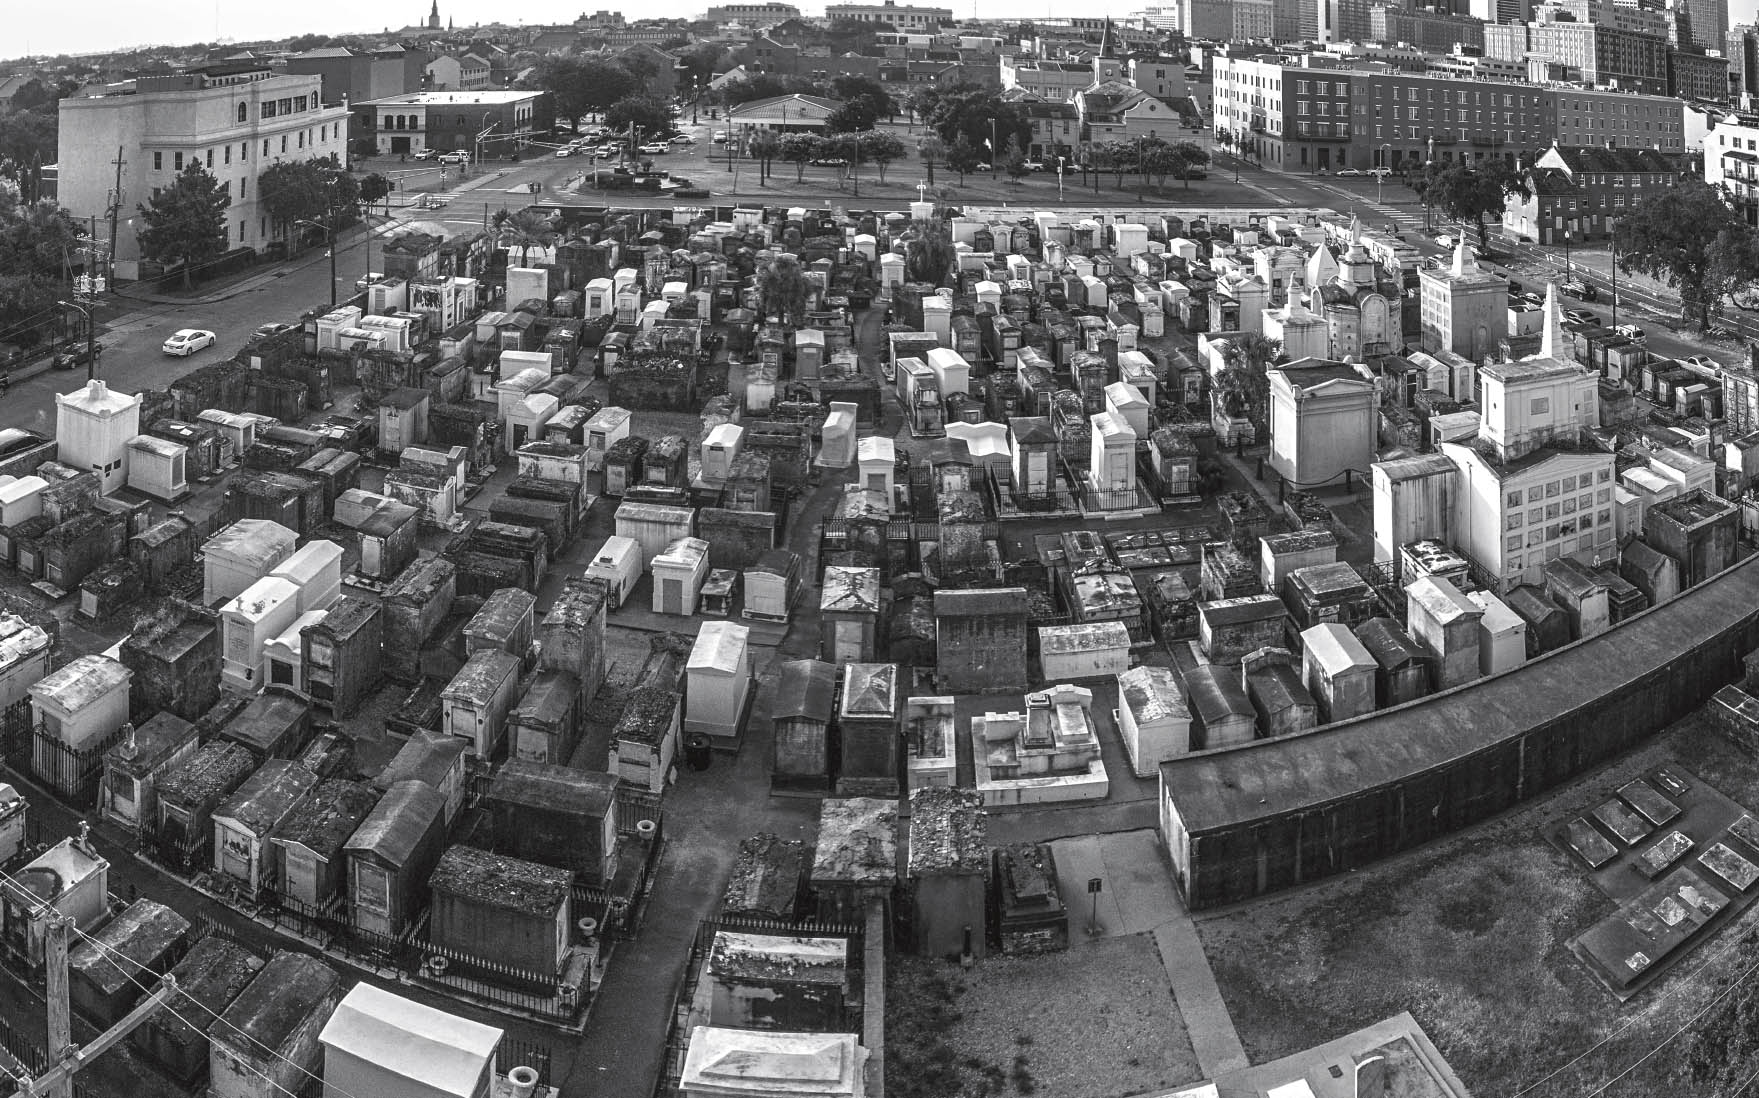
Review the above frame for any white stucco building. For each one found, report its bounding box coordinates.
[1266,359,1379,490]
[57,65,349,280]
[1420,241,1509,360]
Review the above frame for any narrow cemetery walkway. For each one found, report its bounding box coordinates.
[1050,830,1249,1081]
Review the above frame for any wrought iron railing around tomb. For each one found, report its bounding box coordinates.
[0,705,127,808]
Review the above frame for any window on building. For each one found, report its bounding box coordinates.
[264,139,270,155]
[205,149,213,167]
[1527,531,1543,547]
[153,151,162,171]
[1507,514,1523,530]
[237,103,247,123]
[281,136,287,152]
[239,220,245,242]
[1528,486,1543,502]
[1531,397,1550,414]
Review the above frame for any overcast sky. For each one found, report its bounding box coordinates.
[10,0,1104,60]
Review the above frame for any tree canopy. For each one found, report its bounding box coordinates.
[830,74,894,122]
[523,56,638,128]
[1615,178,1755,327]
[1426,161,1530,257]
[912,84,1031,157]
[137,161,231,288]
[606,95,673,142]
[0,185,84,348]
[257,155,353,242]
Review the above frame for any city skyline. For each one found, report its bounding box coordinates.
[10,0,1142,62]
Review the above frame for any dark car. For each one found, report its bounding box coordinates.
[249,322,295,343]
[52,341,104,370]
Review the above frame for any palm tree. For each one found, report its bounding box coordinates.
[757,253,810,326]
[749,130,781,184]
[1214,333,1283,439]
[494,208,558,270]
[917,135,946,186]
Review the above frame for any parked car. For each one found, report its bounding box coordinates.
[1563,309,1597,326]
[712,130,730,143]
[0,429,47,458]
[1681,353,1719,369]
[411,149,437,161]
[1615,323,1647,343]
[250,322,295,342]
[1022,159,1047,171]
[810,156,848,167]
[52,341,104,370]
[973,161,992,172]
[638,142,668,154]
[1368,166,1392,177]
[413,193,450,209]
[1434,234,1453,248]
[669,134,694,144]
[437,151,470,164]
[554,146,573,157]
[161,329,216,356]
[1336,167,1364,177]
[355,272,384,292]
[1561,278,1598,301]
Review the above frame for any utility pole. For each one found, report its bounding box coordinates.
[44,919,70,1098]
[104,148,125,291]
[9,917,175,1098]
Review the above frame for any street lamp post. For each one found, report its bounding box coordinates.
[1377,142,1391,202]
[1057,155,1066,200]
[294,219,337,308]
[55,300,97,382]
[990,119,998,179]
[1563,228,1572,280]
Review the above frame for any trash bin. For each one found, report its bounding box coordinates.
[685,733,713,772]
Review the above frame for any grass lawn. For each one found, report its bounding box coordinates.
[888,933,1200,1098]
[1195,712,1759,1098]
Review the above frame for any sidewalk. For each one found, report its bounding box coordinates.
[1047,830,1250,1082]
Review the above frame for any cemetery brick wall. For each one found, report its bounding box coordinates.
[1169,554,1759,910]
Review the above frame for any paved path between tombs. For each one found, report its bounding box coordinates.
[1050,830,1250,1081]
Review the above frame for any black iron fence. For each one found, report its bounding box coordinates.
[0,1017,101,1098]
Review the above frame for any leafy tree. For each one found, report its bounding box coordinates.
[945,135,981,183]
[494,208,559,269]
[830,74,894,122]
[905,220,956,284]
[1214,333,1283,437]
[748,129,781,184]
[779,133,820,182]
[825,98,879,134]
[606,95,673,145]
[1171,140,1210,188]
[917,84,1030,157]
[721,72,815,107]
[917,135,946,186]
[1106,141,1131,189]
[825,17,890,54]
[0,111,58,202]
[137,161,230,289]
[525,57,637,129]
[0,189,83,347]
[1615,178,1750,328]
[1002,135,1028,183]
[284,33,343,51]
[861,131,906,182]
[674,42,725,90]
[259,157,353,243]
[358,172,392,210]
[757,253,811,325]
[1705,224,1759,317]
[618,50,662,88]
[1426,161,1529,258]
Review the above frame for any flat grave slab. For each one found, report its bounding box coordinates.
[1593,799,1654,846]
[1619,779,1682,826]
[1566,817,1619,869]
[1572,867,1730,999]
[1700,842,1759,893]
[1636,831,1694,880]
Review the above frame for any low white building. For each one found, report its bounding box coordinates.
[685,622,753,743]
[319,982,504,1098]
[56,381,141,495]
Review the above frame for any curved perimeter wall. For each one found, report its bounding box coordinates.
[1159,553,1759,911]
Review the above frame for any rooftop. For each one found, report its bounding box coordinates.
[907,787,988,876]
[428,843,571,916]
[723,833,808,919]
[319,983,503,1098]
[215,952,340,1057]
[812,797,898,885]
[31,655,128,713]
[487,759,616,819]
[358,89,540,106]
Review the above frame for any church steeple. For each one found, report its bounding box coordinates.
[428,0,441,29]
[1099,17,1118,58]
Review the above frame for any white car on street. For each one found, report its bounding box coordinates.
[161,329,216,356]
